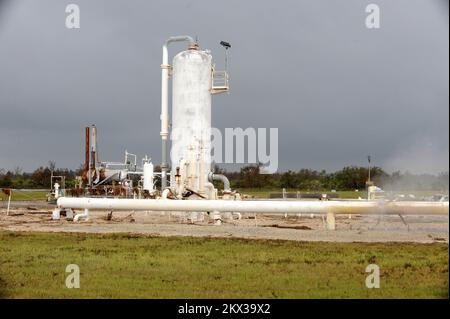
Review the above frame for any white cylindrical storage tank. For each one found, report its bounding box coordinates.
[170,46,212,195]
[143,162,154,192]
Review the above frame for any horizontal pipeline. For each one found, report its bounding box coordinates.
[57,197,449,215]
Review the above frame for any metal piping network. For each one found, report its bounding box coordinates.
[57,197,448,230]
[55,36,449,230]
[160,35,195,189]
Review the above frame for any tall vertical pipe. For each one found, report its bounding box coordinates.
[84,126,90,184]
[160,36,195,190]
[90,125,97,186]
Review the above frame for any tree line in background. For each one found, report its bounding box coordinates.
[216,165,449,191]
[0,162,448,191]
[0,162,79,189]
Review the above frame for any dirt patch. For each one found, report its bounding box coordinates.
[0,205,448,243]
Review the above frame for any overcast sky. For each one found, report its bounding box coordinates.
[0,0,448,174]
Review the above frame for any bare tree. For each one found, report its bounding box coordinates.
[48,161,56,172]
[14,166,22,175]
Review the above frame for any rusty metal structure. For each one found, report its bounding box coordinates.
[74,125,154,199]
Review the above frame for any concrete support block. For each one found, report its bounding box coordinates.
[326,211,336,230]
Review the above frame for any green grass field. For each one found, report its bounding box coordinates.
[239,189,368,199]
[0,191,47,201]
[0,231,447,298]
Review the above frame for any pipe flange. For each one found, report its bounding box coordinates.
[160,64,172,70]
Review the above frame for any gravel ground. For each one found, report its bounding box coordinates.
[0,203,448,243]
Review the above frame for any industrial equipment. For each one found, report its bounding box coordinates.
[54,35,448,226]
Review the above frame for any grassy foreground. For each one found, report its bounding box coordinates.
[0,231,448,298]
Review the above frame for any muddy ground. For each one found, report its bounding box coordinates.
[0,201,448,243]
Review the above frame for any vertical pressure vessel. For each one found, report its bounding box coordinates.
[143,161,154,192]
[171,46,212,194]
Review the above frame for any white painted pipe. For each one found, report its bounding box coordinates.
[57,197,448,216]
[161,188,171,199]
[208,172,231,192]
[74,208,89,222]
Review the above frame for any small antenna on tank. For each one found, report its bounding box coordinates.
[220,41,231,72]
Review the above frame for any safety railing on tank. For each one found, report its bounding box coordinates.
[211,70,229,94]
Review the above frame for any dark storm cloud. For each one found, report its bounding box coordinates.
[0,0,12,26]
[0,0,448,173]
